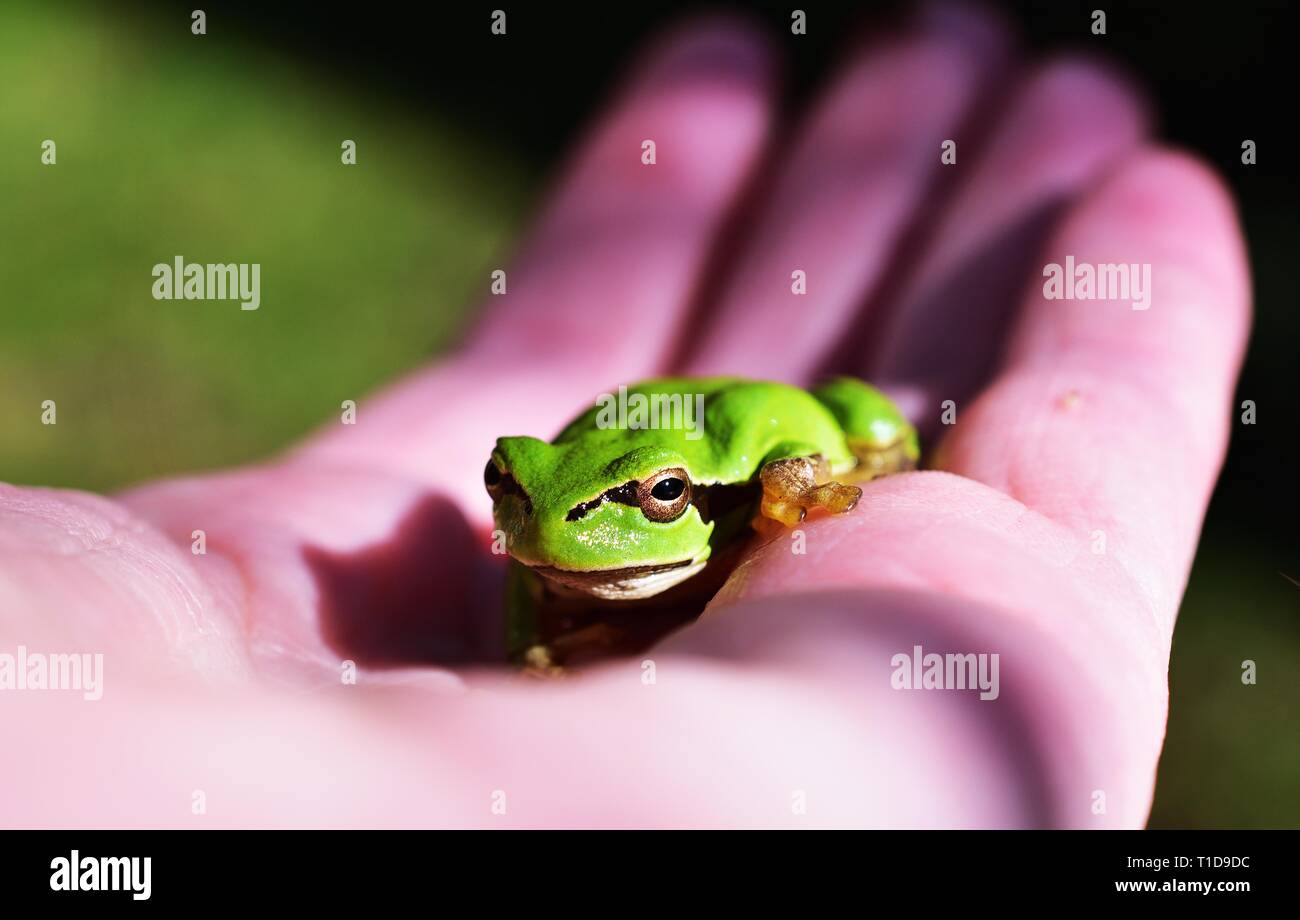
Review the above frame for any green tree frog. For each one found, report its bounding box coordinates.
[485,376,918,672]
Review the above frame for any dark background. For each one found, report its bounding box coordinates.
[4,0,1294,826]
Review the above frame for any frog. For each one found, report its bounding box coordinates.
[484,376,919,673]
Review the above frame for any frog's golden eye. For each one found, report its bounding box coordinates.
[638,468,691,523]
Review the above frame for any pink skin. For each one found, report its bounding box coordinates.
[0,6,1249,828]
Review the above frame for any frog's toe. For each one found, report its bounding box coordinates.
[521,644,565,679]
[759,496,807,528]
[809,481,862,514]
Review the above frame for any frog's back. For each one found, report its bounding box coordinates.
[552,377,852,485]
[699,378,855,481]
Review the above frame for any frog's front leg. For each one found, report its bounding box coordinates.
[757,451,862,528]
[506,560,626,676]
[505,560,559,675]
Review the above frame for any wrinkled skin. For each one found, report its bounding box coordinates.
[0,4,1249,828]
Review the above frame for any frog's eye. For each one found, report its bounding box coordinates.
[484,460,504,498]
[485,460,533,514]
[637,468,691,523]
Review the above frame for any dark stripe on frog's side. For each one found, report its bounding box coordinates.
[564,477,760,525]
[565,481,639,521]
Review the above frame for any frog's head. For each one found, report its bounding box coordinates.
[485,436,714,600]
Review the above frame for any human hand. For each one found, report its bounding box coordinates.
[1,4,1248,828]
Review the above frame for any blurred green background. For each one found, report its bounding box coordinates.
[1,0,1294,826]
[0,0,529,490]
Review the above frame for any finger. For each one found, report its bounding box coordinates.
[294,19,777,502]
[680,2,1010,382]
[862,57,1148,431]
[937,148,1251,622]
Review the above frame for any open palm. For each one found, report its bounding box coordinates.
[2,6,1248,828]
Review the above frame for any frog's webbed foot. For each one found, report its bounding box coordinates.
[757,454,862,528]
[519,623,626,678]
[520,644,562,678]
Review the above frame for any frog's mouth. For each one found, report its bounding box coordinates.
[530,558,706,601]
